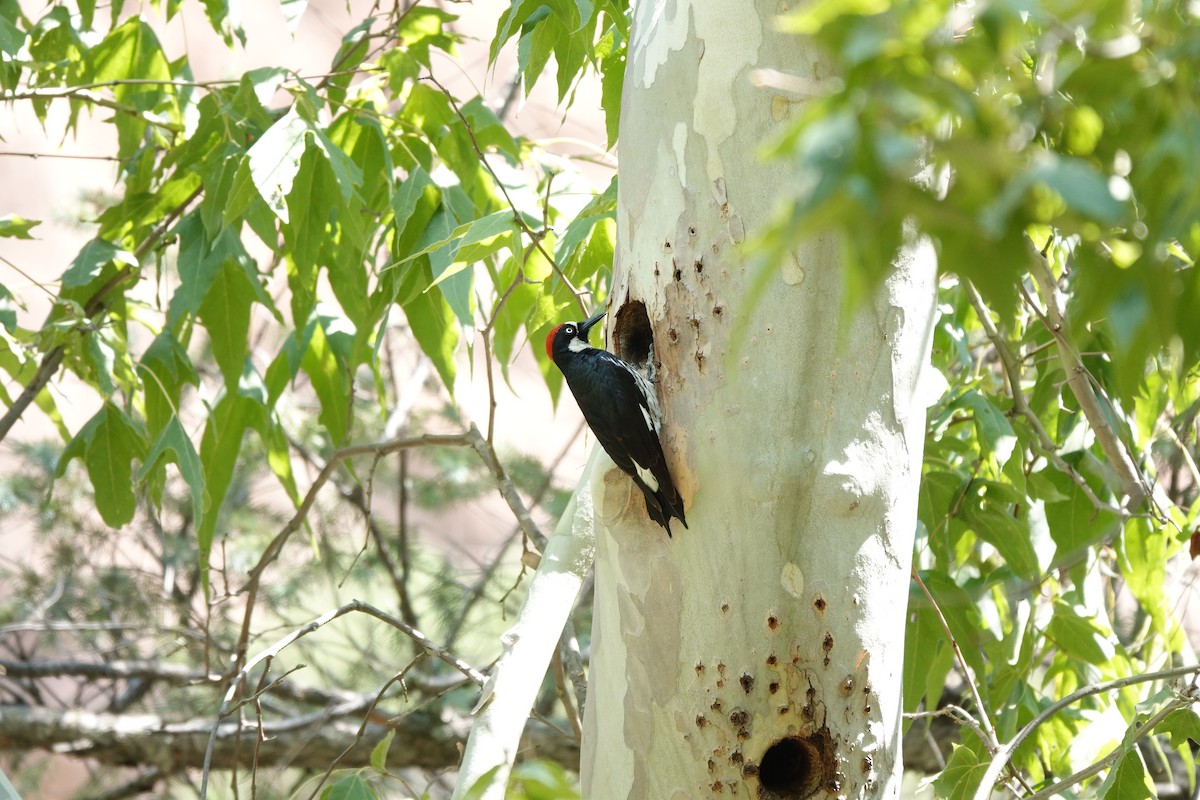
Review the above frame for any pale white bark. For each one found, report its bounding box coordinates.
[581,1,937,798]
[451,449,600,800]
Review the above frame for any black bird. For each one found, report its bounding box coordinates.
[545,309,688,535]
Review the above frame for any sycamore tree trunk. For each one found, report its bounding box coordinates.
[580,1,937,798]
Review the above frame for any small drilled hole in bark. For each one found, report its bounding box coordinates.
[740,673,754,693]
[768,615,780,630]
[813,595,826,612]
[695,259,704,273]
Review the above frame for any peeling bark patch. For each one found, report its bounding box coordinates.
[780,562,804,599]
[781,252,805,285]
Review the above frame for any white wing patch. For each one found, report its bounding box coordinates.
[630,369,663,433]
[634,461,659,492]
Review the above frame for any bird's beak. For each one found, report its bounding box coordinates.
[580,309,606,339]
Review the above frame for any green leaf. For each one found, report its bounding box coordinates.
[369,729,395,773]
[0,215,41,239]
[80,404,147,528]
[930,740,990,800]
[401,210,517,270]
[955,390,1016,469]
[321,773,375,800]
[198,261,254,386]
[301,318,353,446]
[1157,708,1200,750]
[280,0,308,33]
[392,167,436,242]
[1047,601,1115,666]
[195,385,259,586]
[958,482,1041,579]
[402,278,459,395]
[903,596,956,717]
[248,107,311,222]
[139,415,207,535]
[62,238,138,290]
[138,332,198,438]
[1099,749,1153,800]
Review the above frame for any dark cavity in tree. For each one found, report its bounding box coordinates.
[757,732,833,800]
[614,301,654,367]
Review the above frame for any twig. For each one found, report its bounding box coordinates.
[557,620,586,738]
[202,600,484,797]
[905,704,991,756]
[231,431,476,672]
[305,656,428,800]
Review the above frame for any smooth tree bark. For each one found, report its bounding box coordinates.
[580,1,938,797]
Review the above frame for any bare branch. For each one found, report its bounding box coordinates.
[1024,241,1149,510]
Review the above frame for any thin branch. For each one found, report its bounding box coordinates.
[911,568,998,751]
[231,431,476,671]
[905,704,991,757]
[203,600,485,796]
[1024,239,1148,510]
[963,278,1120,519]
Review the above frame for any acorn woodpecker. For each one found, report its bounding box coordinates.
[546,309,688,536]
